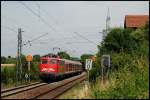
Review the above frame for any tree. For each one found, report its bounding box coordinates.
[98,28,136,54]
[80,54,93,63]
[57,52,70,59]
[33,55,40,62]
[1,56,7,63]
[21,54,26,62]
[70,57,80,61]
[143,21,149,41]
[8,56,11,59]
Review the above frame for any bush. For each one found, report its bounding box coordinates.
[111,52,133,71]
[1,56,7,63]
[1,67,16,84]
[22,62,40,81]
[90,55,149,99]
[1,61,40,86]
[89,61,100,82]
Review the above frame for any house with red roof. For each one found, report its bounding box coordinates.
[124,15,149,29]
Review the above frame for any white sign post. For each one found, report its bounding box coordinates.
[85,59,93,82]
[25,73,28,83]
[85,59,92,70]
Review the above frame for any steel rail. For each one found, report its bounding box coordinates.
[1,82,47,98]
[1,72,86,99]
[37,75,86,99]
[1,82,42,93]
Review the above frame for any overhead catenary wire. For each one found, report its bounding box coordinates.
[19,1,81,54]
[19,2,97,56]
[19,1,65,39]
[34,1,40,21]
[74,32,97,46]
[2,15,38,39]
[34,1,88,49]
[19,1,68,50]
[34,1,79,44]
[66,41,90,44]
[34,1,59,25]
[1,25,31,39]
[23,33,48,46]
[34,2,90,50]
[2,25,17,33]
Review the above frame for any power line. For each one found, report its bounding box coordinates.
[34,1,59,25]
[23,33,48,46]
[2,25,17,33]
[19,1,65,38]
[34,1,82,47]
[74,32,97,46]
[2,15,37,38]
[19,1,95,56]
[34,1,73,42]
[66,41,90,44]
[19,1,81,54]
[33,2,85,52]
[34,1,40,21]
[20,1,80,55]
[1,25,32,39]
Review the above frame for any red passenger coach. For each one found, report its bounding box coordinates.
[39,55,82,82]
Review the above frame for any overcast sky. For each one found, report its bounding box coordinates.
[1,1,149,58]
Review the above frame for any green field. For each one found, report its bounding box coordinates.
[1,62,41,89]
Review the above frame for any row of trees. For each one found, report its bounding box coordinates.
[1,55,41,64]
[1,52,92,64]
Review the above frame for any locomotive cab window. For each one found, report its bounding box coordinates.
[41,60,48,64]
[50,59,57,64]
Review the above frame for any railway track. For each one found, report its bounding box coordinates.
[1,72,87,99]
[1,82,47,99]
[1,82,43,93]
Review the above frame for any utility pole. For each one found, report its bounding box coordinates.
[16,28,24,85]
[16,29,48,85]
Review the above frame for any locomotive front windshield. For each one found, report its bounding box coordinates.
[50,59,57,64]
[41,59,48,64]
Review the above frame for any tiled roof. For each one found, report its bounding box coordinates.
[124,15,149,28]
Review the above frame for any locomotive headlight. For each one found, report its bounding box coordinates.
[48,68,55,71]
[41,68,48,71]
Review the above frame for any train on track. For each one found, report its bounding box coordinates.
[39,54,83,82]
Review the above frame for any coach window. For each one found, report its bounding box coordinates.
[70,64,72,71]
[73,64,74,71]
[50,59,57,64]
[66,64,69,71]
[59,60,64,66]
[68,64,70,71]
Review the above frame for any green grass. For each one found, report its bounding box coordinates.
[90,55,149,99]
[57,81,92,99]
[1,62,41,89]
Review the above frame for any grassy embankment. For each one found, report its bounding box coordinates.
[1,62,40,89]
[58,22,149,99]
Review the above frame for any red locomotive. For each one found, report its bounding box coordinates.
[39,54,82,82]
